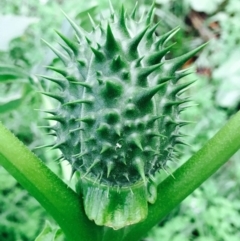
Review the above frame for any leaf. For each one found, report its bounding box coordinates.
[35,221,64,241]
[0,64,29,82]
[35,221,53,241]
[0,97,23,113]
[0,15,39,51]
[0,84,31,114]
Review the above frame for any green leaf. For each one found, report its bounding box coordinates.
[0,64,28,82]
[35,221,65,241]
[0,84,31,114]
[35,221,53,241]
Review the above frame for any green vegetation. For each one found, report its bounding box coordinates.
[0,0,240,240]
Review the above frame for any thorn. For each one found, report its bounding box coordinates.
[96,71,102,77]
[61,10,86,40]
[178,131,190,137]
[104,80,122,98]
[77,59,87,67]
[39,91,64,103]
[143,146,156,154]
[177,120,195,127]
[62,99,93,106]
[34,109,56,115]
[75,116,95,125]
[179,103,199,111]
[69,127,84,134]
[119,5,129,36]
[171,80,196,96]
[150,133,167,139]
[168,43,208,76]
[148,115,164,125]
[32,144,53,150]
[96,123,110,136]
[88,13,97,29]
[129,187,134,195]
[81,159,100,178]
[36,74,66,88]
[69,168,76,181]
[69,81,92,89]
[42,39,69,65]
[153,151,163,157]
[97,78,104,85]
[107,161,115,178]
[123,173,130,182]
[84,136,95,144]
[106,23,119,52]
[161,164,175,179]
[145,22,160,40]
[59,42,72,57]
[136,63,163,82]
[85,36,92,45]
[129,134,143,151]
[155,26,180,48]
[111,55,125,70]
[92,174,100,184]
[115,125,121,137]
[175,139,191,147]
[45,66,67,77]
[55,30,79,55]
[130,1,138,19]
[133,82,167,107]
[108,0,115,17]
[145,1,155,25]
[37,125,55,131]
[65,75,78,82]
[175,69,193,81]
[53,155,64,163]
[51,141,65,150]
[98,171,104,183]
[44,116,64,123]
[90,47,105,60]
[134,56,144,67]
[100,143,112,154]
[121,158,127,165]
[157,76,174,84]
[72,152,88,158]
[164,99,191,109]
[128,25,150,52]
[46,132,57,136]
[133,158,146,185]
[145,43,176,65]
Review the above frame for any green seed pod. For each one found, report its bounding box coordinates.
[40,2,205,230]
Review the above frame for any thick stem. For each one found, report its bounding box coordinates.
[0,122,100,241]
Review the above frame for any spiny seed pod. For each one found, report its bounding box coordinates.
[39,2,205,230]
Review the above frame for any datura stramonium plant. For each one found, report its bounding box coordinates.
[39,2,205,230]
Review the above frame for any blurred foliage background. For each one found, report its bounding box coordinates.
[0,0,240,240]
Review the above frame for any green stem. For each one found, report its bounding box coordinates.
[0,122,100,241]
